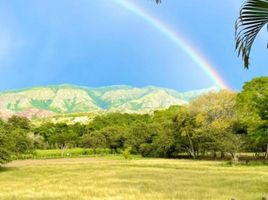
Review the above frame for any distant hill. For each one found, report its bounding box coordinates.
[0,85,219,119]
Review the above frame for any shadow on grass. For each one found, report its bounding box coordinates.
[223,160,268,167]
[0,166,17,172]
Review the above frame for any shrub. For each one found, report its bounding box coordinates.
[82,148,94,155]
[95,148,112,155]
[122,147,132,160]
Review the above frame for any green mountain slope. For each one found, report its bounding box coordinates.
[0,84,219,119]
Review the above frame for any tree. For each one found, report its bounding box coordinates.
[0,119,34,164]
[189,90,243,160]
[237,77,268,158]
[46,123,79,150]
[125,122,160,154]
[149,123,180,158]
[235,0,268,68]
[0,126,12,164]
[8,116,30,130]
[10,129,34,157]
[98,126,127,150]
[81,131,107,150]
[174,107,198,158]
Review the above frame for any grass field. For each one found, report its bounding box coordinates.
[0,157,268,200]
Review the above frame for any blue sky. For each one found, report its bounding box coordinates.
[0,0,267,92]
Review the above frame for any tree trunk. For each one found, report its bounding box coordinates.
[186,133,195,159]
[265,144,268,159]
[231,152,239,164]
[220,151,225,159]
[213,151,217,159]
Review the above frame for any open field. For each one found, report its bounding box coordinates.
[0,157,268,200]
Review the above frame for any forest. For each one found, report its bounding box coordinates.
[1,77,268,164]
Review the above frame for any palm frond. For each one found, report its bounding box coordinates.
[235,0,268,68]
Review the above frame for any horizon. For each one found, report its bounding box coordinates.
[0,83,221,94]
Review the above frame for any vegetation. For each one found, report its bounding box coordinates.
[0,116,33,165]
[235,0,268,68]
[1,77,268,165]
[237,77,268,158]
[0,157,267,200]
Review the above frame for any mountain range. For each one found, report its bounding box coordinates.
[0,85,219,120]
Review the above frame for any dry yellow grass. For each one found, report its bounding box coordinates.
[0,157,267,200]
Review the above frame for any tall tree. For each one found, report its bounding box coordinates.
[189,90,242,160]
[174,107,198,158]
[237,77,268,158]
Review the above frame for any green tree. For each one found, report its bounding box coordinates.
[174,107,198,158]
[237,77,268,158]
[10,129,34,157]
[0,119,34,164]
[98,126,127,150]
[148,123,180,158]
[48,123,79,150]
[0,126,12,164]
[81,131,107,151]
[8,116,30,130]
[125,122,160,154]
[189,90,243,160]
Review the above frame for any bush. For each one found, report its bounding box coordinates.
[95,148,111,155]
[82,148,94,155]
[122,147,132,160]
[140,143,155,157]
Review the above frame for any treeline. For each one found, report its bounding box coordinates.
[1,77,268,164]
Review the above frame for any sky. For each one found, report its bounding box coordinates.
[0,0,268,92]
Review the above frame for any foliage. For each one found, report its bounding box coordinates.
[189,90,243,159]
[81,131,107,150]
[8,116,31,130]
[0,129,12,164]
[0,117,33,164]
[237,77,268,158]
[235,0,268,68]
[2,77,268,164]
[122,147,132,160]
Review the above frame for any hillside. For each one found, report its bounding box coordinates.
[0,85,219,119]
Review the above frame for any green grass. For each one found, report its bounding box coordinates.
[17,148,116,160]
[0,157,268,200]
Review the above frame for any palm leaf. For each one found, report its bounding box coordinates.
[235,0,268,68]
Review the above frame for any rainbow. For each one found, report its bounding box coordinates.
[113,0,230,90]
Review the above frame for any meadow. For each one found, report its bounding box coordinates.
[0,156,268,200]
